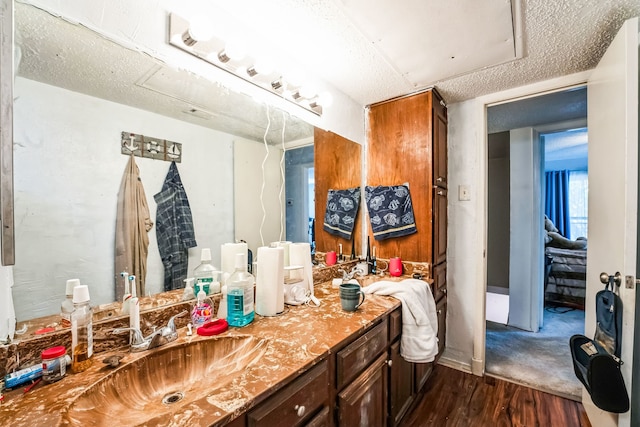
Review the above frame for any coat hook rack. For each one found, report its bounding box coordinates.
[121,132,182,163]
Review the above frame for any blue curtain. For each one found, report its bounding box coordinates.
[545,170,570,237]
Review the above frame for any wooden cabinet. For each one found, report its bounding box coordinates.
[433,187,447,266]
[389,340,414,426]
[336,319,388,389]
[337,353,388,427]
[247,360,329,427]
[432,262,447,304]
[436,298,447,359]
[366,88,447,266]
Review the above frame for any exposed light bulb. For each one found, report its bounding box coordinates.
[317,91,334,107]
[182,16,214,46]
[253,58,274,76]
[298,85,316,99]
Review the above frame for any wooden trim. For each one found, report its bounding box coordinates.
[0,0,14,265]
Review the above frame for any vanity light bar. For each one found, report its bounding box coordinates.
[168,13,323,116]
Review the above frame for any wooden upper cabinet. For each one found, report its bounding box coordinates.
[366,89,447,264]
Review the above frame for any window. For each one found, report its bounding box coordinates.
[568,170,588,239]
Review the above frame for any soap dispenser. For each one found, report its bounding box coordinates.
[191,288,213,327]
[182,278,195,301]
[194,248,221,295]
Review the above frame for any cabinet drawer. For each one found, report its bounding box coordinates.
[305,406,330,427]
[248,360,329,427]
[336,319,388,390]
[389,307,402,343]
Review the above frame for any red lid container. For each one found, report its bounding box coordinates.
[41,346,66,360]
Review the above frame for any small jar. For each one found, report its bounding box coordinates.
[41,346,68,383]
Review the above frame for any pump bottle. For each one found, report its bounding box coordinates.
[194,248,220,295]
[71,284,93,373]
[60,278,80,328]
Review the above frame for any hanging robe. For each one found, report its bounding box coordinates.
[154,161,197,291]
[115,155,153,299]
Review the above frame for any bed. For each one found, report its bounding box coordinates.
[544,247,587,309]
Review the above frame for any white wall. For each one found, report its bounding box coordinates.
[234,139,285,257]
[13,77,235,321]
[22,0,365,145]
[441,99,482,370]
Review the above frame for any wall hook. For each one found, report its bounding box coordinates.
[123,134,138,152]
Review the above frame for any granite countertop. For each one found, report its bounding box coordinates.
[0,279,403,427]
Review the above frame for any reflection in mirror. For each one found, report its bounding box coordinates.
[11,3,314,325]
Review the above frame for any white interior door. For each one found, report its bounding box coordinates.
[586,17,638,427]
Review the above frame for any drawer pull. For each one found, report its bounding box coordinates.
[437,309,442,315]
[443,288,447,294]
[436,177,444,182]
[387,359,393,367]
[437,190,445,196]
[295,405,306,417]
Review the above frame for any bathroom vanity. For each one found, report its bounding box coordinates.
[1,276,444,427]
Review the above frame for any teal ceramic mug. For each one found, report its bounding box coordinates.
[339,283,365,311]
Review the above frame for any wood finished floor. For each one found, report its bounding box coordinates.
[401,365,591,427]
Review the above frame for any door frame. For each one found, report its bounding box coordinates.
[471,70,591,376]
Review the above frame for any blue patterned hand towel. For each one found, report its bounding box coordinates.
[323,187,361,240]
[365,184,417,240]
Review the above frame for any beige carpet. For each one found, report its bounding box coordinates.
[485,306,585,400]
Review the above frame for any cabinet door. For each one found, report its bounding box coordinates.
[433,187,447,266]
[436,298,447,361]
[433,96,448,189]
[414,362,433,394]
[337,353,388,427]
[432,262,447,303]
[389,341,414,426]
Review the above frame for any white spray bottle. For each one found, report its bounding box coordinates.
[128,275,140,333]
[120,271,131,315]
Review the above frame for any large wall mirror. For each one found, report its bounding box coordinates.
[10,3,342,326]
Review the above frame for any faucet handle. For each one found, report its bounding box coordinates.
[112,327,148,351]
[167,311,189,332]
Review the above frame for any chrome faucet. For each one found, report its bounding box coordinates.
[339,265,365,282]
[113,311,188,352]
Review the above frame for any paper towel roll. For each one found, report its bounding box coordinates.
[0,265,15,343]
[289,243,313,293]
[221,242,248,282]
[271,241,292,266]
[255,246,284,316]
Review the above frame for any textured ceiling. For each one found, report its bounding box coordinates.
[14,0,640,142]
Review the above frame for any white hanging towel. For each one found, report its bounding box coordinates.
[0,264,16,343]
[363,279,438,363]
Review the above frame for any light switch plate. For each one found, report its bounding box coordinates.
[459,185,471,201]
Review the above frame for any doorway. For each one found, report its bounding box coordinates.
[285,145,315,244]
[484,87,587,400]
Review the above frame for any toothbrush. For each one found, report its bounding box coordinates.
[128,275,140,332]
[120,271,131,314]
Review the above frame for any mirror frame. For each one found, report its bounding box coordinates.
[0,0,14,265]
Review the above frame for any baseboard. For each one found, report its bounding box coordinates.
[437,355,473,374]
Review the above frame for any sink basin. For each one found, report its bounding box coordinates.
[61,335,268,426]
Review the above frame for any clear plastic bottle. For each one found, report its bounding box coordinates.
[194,248,220,295]
[60,278,80,328]
[191,288,213,327]
[227,253,255,327]
[71,284,93,373]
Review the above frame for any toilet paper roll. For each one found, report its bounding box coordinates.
[255,246,284,316]
[221,242,248,282]
[289,243,313,293]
